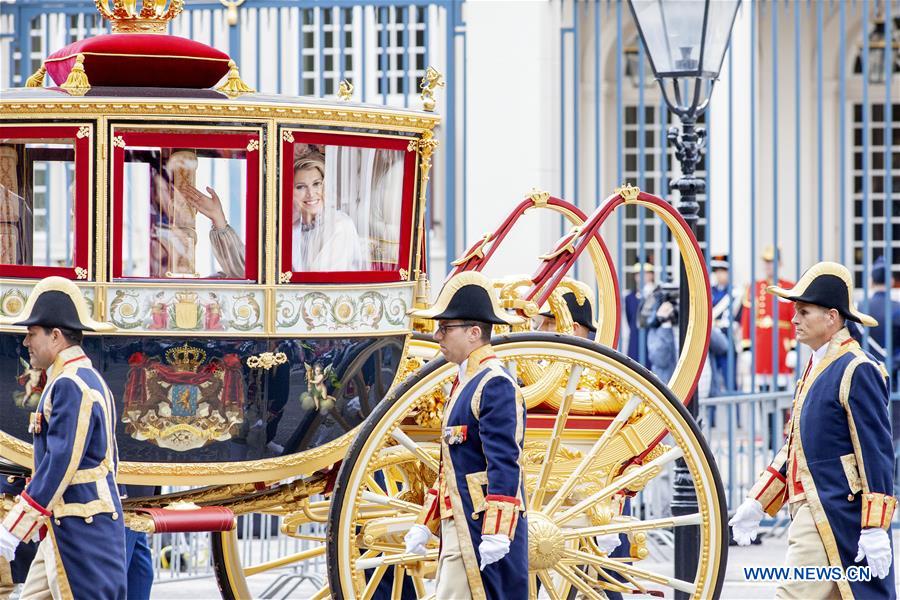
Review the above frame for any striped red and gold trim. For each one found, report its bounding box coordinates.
[750,466,787,517]
[861,493,898,530]
[481,495,521,540]
[415,488,441,534]
[1,492,50,542]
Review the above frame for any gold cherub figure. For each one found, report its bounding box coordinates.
[419,66,445,112]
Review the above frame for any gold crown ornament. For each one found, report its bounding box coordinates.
[165,343,207,372]
[94,0,185,33]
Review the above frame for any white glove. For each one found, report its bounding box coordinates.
[855,528,892,579]
[595,533,622,555]
[0,525,19,562]
[785,350,797,369]
[478,534,511,570]
[728,498,765,546]
[403,524,432,556]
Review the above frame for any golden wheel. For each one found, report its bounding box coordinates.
[327,333,727,599]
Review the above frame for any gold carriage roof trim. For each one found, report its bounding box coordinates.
[767,261,877,327]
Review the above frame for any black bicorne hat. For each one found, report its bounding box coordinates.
[408,272,524,326]
[768,262,877,327]
[540,289,596,333]
[4,276,115,332]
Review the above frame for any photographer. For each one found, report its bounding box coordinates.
[639,283,680,384]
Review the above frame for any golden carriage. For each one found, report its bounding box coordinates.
[0,3,727,598]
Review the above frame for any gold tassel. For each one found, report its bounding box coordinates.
[215,60,254,98]
[25,64,47,88]
[60,54,91,95]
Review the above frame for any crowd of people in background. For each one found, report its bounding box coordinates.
[625,247,900,428]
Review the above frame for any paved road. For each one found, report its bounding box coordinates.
[144,530,899,599]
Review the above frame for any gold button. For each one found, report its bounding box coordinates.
[85,516,93,524]
[848,494,855,502]
[54,519,61,526]
[112,512,119,520]
[6,476,14,484]
[471,513,479,520]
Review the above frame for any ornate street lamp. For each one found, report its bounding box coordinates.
[627,1,741,597]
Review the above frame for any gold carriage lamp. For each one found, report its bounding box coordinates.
[25,0,253,97]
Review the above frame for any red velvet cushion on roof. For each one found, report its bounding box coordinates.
[45,34,231,89]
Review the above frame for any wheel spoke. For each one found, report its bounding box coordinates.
[551,563,605,599]
[361,490,422,513]
[542,394,644,514]
[243,545,325,576]
[365,474,388,496]
[309,585,330,600]
[391,429,440,473]
[391,566,406,599]
[412,576,428,598]
[565,548,696,594]
[571,563,631,595]
[355,550,439,571]
[361,565,389,600]
[536,570,564,600]
[529,364,584,510]
[555,446,683,526]
[562,513,703,540]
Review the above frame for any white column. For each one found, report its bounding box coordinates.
[458,0,561,282]
[708,2,753,286]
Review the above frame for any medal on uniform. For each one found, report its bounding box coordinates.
[443,425,467,445]
[28,412,42,434]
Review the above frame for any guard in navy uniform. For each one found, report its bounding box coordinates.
[729,262,895,599]
[537,280,597,340]
[404,271,526,600]
[0,277,125,599]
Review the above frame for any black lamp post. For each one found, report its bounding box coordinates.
[626,1,741,597]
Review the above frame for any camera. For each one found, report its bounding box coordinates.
[651,282,680,324]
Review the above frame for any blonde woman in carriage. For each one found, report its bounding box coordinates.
[179,149,364,276]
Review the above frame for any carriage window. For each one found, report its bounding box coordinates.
[282,135,413,282]
[114,129,259,281]
[0,139,76,269]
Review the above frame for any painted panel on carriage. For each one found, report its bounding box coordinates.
[113,127,260,281]
[105,285,265,333]
[274,283,414,334]
[280,131,418,284]
[0,333,405,460]
[0,126,92,280]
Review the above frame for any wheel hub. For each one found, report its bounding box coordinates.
[527,512,565,570]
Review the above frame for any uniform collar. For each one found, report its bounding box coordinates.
[811,327,855,370]
[47,345,88,380]
[457,344,496,383]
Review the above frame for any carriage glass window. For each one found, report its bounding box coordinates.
[0,126,90,280]
[0,139,76,269]
[114,129,260,280]
[282,134,414,282]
